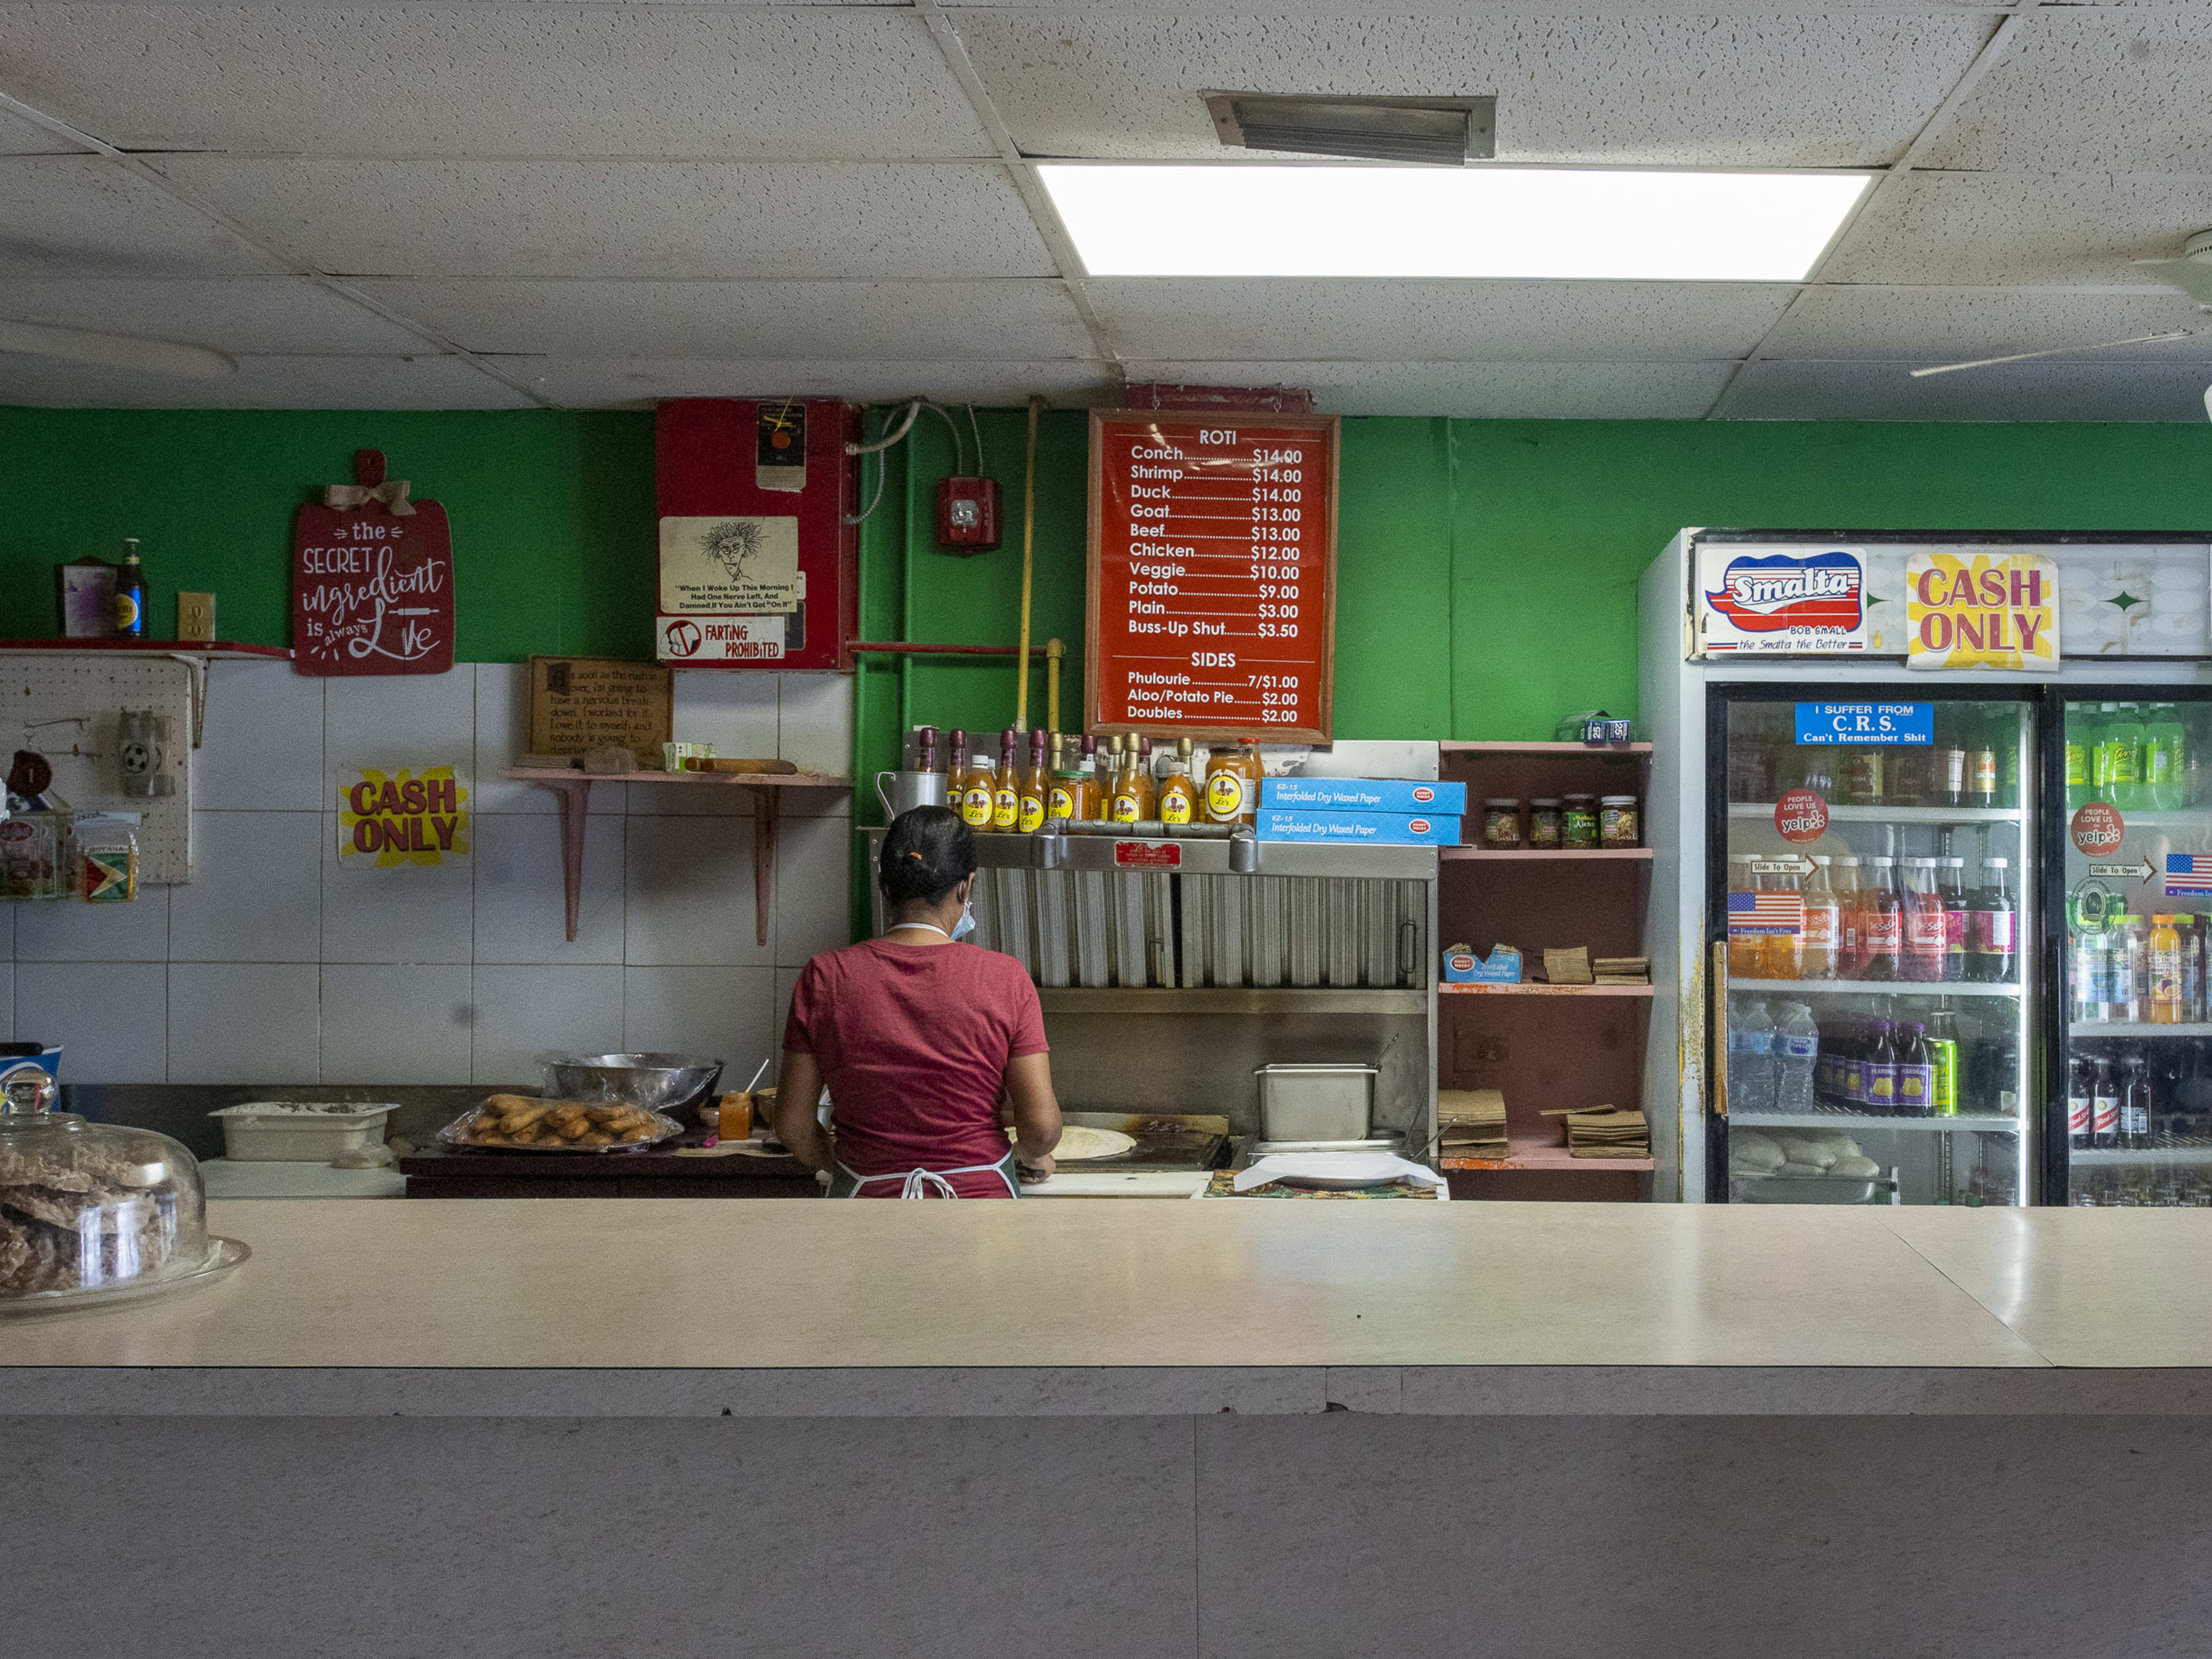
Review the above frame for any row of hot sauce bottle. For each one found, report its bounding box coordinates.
[914,726,1268,833]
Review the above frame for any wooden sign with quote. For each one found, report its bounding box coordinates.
[1086,410,1338,743]
[292,449,454,676]
[528,657,673,769]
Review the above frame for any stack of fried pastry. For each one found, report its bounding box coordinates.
[452,1094,667,1149]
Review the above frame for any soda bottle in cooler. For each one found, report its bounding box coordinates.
[2067,1053,2093,1152]
[1938,856,1968,983]
[2149,915,2185,1024]
[1901,857,1946,983]
[2073,925,2109,1026]
[1801,855,1841,980]
[1966,857,2017,984]
[2123,1052,2154,1150]
[2146,703,2188,812]
[2108,915,2145,1022]
[1968,710,1999,810]
[1895,1022,1936,1118]
[1726,855,1766,979]
[2182,914,2206,1022]
[1926,1003,1961,1117]
[1775,1002,1819,1113]
[1728,721,1776,804]
[2093,1055,2121,1149]
[2064,709,2093,811]
[1842,745,1884,808]
[1832,856,1865,979]
[1762,861,1804,981]
[1729,999,1777,1115]
[1860,856,1903,981]
[1932,707,1969,810]
[2090,703,2122,798]
[1864,1017,1899,1116]
[2109,704,2149,812]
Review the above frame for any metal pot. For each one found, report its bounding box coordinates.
[876,768,949,821]
[540,1052,725,1128]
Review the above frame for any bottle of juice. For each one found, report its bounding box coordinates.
[1864,1018,1898,1115]
[1968,711,1999,810]
[991,730,1021,831]
[1932,708,1969,810]
[2149,914,2184,1024]
[1157,737,1199,827]
[956,734,997,829]
[1967,857,2017,984]
[1860,856,1902,982]
[946,728,968,789]
[1727,855,1765,979]
[1046,735,1080,823]
[2146,703,2188,810]
[1801,855,1840,980]
[1762,861,1804,980]
[2107,704,2146,811]
[1017,731,1050,833]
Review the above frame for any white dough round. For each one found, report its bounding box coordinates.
[1010,1125,1136,1161]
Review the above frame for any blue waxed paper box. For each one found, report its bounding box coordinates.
[1442,945,1520,984]
[1255,808,1461,845]
[1259,777,1467,815]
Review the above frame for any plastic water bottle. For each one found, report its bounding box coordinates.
[1731,999,1777,1115]
[1775,1002,1819,1113]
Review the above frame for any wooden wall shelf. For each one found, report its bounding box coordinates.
[1442,1135,1654,1174]
[1442,847,1653,861]
[501,767,853,945]
[1440,740,1650,755]
[0,638,291,660]
[1441,982,1653,997]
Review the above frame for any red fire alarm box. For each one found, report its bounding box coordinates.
[654,399,858,669]
[935,476,1002,553]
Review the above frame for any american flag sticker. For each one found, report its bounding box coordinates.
[1728,891,1805,937]
[2166,854,2212,896]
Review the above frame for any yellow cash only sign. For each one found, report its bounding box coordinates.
[1906,551,2061,672]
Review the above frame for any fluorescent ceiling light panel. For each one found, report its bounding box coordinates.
[1038,165,1870,282]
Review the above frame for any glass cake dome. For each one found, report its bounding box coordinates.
[0,1064,247,1310]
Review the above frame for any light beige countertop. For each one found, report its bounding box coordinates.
[2,1200,2210,1418]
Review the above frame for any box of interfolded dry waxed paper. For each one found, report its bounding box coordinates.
[1259,777,1467,815]
[1255,808,1460,845]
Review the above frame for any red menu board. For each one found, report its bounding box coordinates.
[1086,411,1338,743]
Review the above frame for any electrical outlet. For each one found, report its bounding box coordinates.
[177,592,215,643]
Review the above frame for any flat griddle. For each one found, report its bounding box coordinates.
[1056,1112,1230,1173]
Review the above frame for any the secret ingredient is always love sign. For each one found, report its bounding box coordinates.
[338,767,470,866]
[293,449,454,676]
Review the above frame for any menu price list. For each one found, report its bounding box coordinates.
[1090,414,1334,739]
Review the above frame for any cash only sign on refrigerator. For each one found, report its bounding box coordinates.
[1641,530,2212,1206]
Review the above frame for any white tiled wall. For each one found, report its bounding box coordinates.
[7,661,855,1086]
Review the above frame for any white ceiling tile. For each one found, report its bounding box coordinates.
[1823,172,2212,287]
[0,156,282,277]
[1089,278,1793,361]
[150,158,1056,279]
[1723,357,2212,422]
[1922,12,2212,174]
[950,11,1988,166]
[0,5,992,160]
[1767,285,2212,364]
[343,278,1092,359]
[0,278,426,354]
[1118,358,1735,418]
[0,350,532,408]
[510,357,1115,411]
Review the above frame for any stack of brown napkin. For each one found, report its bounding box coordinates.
[1553,1105,1649,1159]
[1593,956,1650,986]
[1437,1089,1508,1155]
[1541,947,1593,985]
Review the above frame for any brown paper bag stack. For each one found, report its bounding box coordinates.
[1541,946,1593,985]
[1548,1105,1649,1159]
[1594,956,1650,986]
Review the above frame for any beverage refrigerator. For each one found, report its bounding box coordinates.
[1639,529,2212,1205]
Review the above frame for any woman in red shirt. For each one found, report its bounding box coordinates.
[774,806,1062,1197]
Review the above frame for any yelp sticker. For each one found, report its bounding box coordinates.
[1774,788,1830,845]
[2071,802,2125,858]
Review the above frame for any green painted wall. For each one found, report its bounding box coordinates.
[5,407,2209,762]
[0,408,656,658]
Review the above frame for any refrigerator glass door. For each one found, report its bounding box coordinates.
[1717,691,2035,1206]
[2056,694,2212,1205]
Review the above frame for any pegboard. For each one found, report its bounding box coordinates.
[3,655,194,885]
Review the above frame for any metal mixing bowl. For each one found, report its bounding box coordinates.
[539,1052,725,1123]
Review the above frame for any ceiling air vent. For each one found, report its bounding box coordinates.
[1202,92,1495,166]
